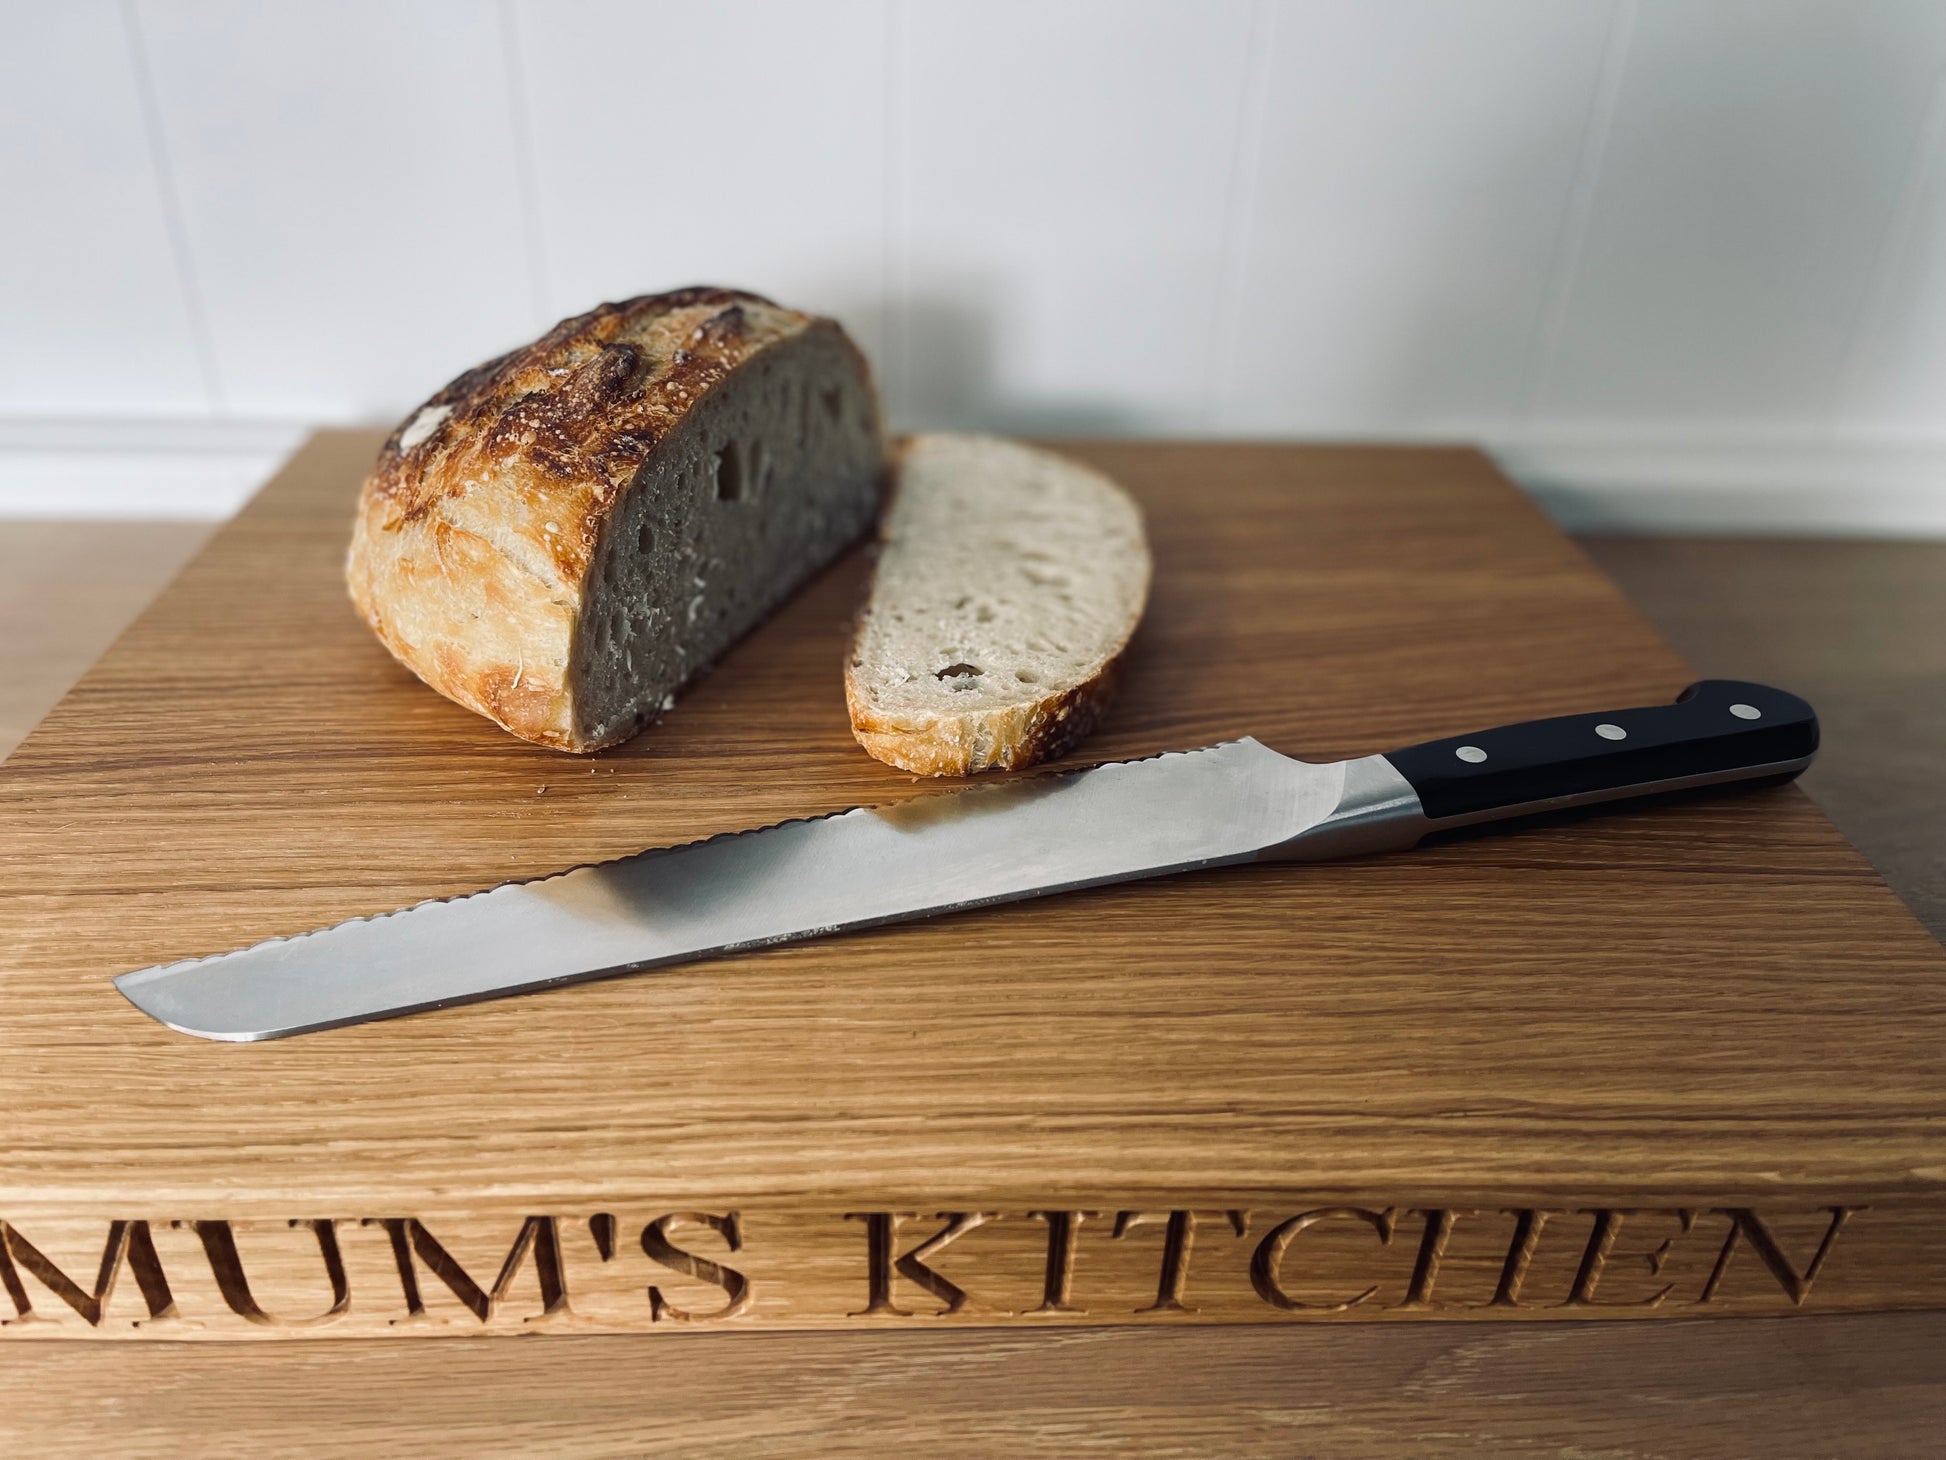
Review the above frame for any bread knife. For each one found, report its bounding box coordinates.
[115,679,1817,1041]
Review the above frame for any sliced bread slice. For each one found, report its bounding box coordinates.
[845,434,1151,776]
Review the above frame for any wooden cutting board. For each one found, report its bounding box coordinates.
[3,432,1943,1341]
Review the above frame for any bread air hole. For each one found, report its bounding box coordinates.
[821,386,843,423]
[714,442,744,501]
[637,522,655,555]
[936,662,982,680]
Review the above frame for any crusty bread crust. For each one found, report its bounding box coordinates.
[347,287,864,750]
[845,653,1125,777]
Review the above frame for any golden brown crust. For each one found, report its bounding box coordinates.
[346,288,830,751]
[844,654,1125,777]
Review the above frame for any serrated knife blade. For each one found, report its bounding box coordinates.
[113,679,1820,1041]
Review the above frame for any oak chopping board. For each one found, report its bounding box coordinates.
[2,432,1944,1340]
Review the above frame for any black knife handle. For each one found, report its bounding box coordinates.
[1381,680,1818,823]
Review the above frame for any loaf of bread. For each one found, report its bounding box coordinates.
[846,434,1150,776]
[347,288,884,752]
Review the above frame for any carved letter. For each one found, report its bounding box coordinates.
[849,1212,898,1316]
[1698,1207,1853,1306]
[1250,1208,1396,1312]
[0,1220,177,1327]
[1027,1210,1096,1314]
[588,1212,618,1262]
[1398,1208,1478,1309]
[845,1212,993,1316]
[1563,1209,1694,1308]
[1489,1209,1561,1308]
[370,1218,425,1317]
[181,1219,350,1327]
[1112,1210,1249,1314]
[363,1216,569,1323]
[641,1212,750,1322]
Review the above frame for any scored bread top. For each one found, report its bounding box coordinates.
[348,287,866,749]
[358,287,814,592]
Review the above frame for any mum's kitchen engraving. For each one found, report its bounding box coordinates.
[846,1211,994,1317]
[1112,1209,1250,1314]
[185,1218,350,1326]
[0,1220,177,1327]
[0,1205,1862,1331]
[365,1216,571,1324]
[640,1212,750,1322]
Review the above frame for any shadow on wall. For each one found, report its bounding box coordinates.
[894,291,1142,439]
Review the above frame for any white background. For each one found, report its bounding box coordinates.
[2,0,1943,529]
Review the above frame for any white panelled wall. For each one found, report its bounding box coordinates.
[1,0,1942,529]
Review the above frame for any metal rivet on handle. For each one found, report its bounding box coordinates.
[1730,703,1761,720]
[1455,745,1487,763]
[1596,723,1627,741]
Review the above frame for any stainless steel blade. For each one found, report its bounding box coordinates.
[114,739,1425,1041]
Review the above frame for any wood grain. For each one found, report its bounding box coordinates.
[1589,537,1946,938]
[5,472,1946,1453]
[2,436,1945,1343]
[5,1313,1945,1458]
[0,520,210,761]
